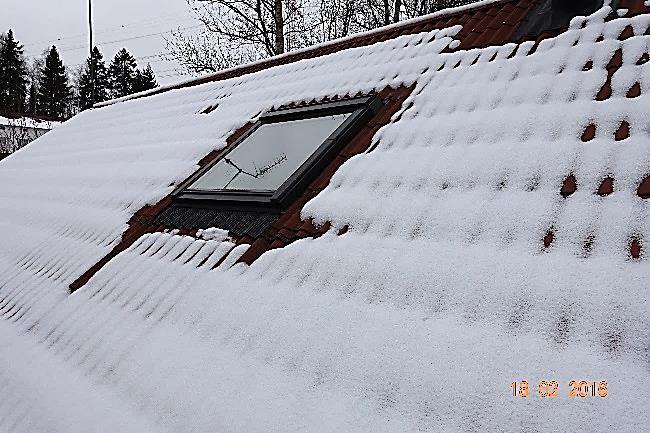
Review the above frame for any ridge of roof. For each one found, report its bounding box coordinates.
[95,0,508,108]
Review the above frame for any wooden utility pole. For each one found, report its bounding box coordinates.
[88,0,95,106]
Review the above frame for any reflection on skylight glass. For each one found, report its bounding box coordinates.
[189,112,351,192]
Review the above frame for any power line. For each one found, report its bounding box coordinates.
[139,52,169,60]
[156,67,187,74]
[89,0,95,106]
[25,24,202,57]
[22,14,196,49]
[158,72,191,79]
[68,51,171,69]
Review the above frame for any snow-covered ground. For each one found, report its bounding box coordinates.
[0,115,60,129]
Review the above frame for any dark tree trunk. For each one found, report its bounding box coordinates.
[273,0,285,54]
[383,0,390,25]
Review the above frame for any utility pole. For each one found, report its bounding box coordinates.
[88,0,95,107]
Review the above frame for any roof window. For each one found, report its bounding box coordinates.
[175,96,381,207]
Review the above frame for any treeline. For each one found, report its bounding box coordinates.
[0,29,158,121]
[170,0,477,73]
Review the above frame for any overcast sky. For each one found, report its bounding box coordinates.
[4,0,197,84]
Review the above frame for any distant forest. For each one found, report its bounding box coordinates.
[0,29,158,120]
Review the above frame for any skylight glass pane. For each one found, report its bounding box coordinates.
[189,112,351,192]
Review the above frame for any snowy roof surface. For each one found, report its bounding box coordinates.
[0,1,649,432]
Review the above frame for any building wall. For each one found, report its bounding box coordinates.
[0,123,51,154]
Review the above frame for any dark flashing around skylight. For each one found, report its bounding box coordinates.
[172,95,383,210]
[156,206,278,238]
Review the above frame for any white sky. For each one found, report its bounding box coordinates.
[3,0,198,84]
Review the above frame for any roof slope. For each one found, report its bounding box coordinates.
[0,1,649,432]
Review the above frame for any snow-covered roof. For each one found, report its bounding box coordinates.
[0,1,649,432]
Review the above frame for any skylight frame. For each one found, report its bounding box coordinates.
[174,95,382,208]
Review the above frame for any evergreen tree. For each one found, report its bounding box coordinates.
[26,57,43,115]
[26,82,37,114]
[0,29,28,112]
[77,46,109,110]
[37,46,71,119]
[108,48,137,98]
[132,64,158,94]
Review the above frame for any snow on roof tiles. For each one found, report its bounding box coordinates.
[0,1,649,432]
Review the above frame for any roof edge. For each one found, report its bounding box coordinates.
[95,0,507,109]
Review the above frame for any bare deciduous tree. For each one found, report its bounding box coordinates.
[167,0,364,73]
[402,0,474,20]
[167,0,477,74]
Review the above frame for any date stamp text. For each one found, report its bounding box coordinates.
[510,380,608,398]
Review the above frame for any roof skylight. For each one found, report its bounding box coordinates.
[175,96,381,207]
[189,113,351,192]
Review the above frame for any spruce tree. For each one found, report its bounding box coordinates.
[108,48,137,98]
[78,46,109,110]
[26,57,43,115]
[26,82,37,114]
[37,46,71,119]
[0,29,28,112]
[133,64,158,94]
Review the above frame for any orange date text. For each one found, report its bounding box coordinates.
[510,380,608,398]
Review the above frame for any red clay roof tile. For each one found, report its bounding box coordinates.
[597,177,615,196]
[638,176,650,199]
